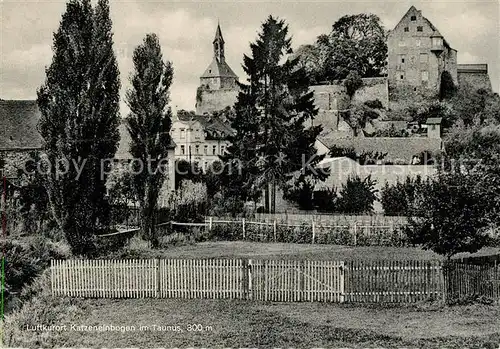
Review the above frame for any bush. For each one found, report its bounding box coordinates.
[2,237,71,309]
[337,175,378,214]
[314,226,352,245]
[364,99,384,109]
[313,189,337,212]
[283,180,315,210]
[381,176,424,216]
[2,271,84,348]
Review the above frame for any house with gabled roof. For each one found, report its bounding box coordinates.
[170,111,234,169]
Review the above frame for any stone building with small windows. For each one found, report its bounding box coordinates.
[387,6,458,109]
[386,6,491,111]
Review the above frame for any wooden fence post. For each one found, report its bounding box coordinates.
[242,218,246,240]
[156,259,160,298]
[209,217,213,232]
[247,259,253,300]
[311,219,315,244]
[353,222,357,246]
[273,220,277,242]
[440,261,447,304]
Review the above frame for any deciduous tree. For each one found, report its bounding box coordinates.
[37,0,120,255]
[125,33,174,248]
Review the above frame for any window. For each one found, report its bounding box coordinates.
[404,27,409,32]
[221,145,225,154]
[421,71,429,82]
[417,26,423,32]
[213,145,217,155]
[180,145,185,155]
[400,72,405,80]
[400,54,406,64]
[204,145,208,155]
[432,37,443,47]
[420,53,428,63]
[195,129,200,139]
[180,128,185,139]
[411,15,417,21]
[195,145,200,154]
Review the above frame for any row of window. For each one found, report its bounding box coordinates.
[399,53,429,64]
[398,38,422,47]
[179,144,226,156]
[404,26,423,32]
[177,128,201,140]
[398,70,429,82]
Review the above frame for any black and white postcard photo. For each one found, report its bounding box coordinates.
[0,0,499,348]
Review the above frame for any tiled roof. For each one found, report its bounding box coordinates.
[201,58,238,79]
[318,136,443,164]
[0,100,43,150]
[177,114,235,139]
[457,64,488,73]
[0,99,175,159]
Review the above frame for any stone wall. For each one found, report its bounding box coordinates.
[353,78,389,108]
[311,78,389,112]
[196,88,239,115]
[458,72,492,92]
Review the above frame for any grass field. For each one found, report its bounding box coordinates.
[55,298,500,348]
[119,240,499,261]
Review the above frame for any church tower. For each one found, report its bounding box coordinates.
[213,23,225,63]
[196,23,239,115]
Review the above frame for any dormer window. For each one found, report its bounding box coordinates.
[411,15,417,21]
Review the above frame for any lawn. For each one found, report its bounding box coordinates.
[121,240,499,261]
[52,298,500,348]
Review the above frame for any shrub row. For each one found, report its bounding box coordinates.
[164,223,411,247]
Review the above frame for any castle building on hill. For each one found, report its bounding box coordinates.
[387,6,458,106]
[195,24,239,115]
[387,6,491,109]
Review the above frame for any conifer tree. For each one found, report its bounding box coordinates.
[125,34,174,248]
[223,16,326,213]
[37,0,120,256]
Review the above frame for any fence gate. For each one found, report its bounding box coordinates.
[248,260,345,302]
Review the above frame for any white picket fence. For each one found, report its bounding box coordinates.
[51,259,345,302]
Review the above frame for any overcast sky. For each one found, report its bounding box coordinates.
[1,0,498,114]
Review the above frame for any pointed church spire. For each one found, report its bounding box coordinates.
[213,22,225,63]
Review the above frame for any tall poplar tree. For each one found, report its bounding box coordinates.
[37,0,120,256]
[224,16,326,213]
[125,34,174,248]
